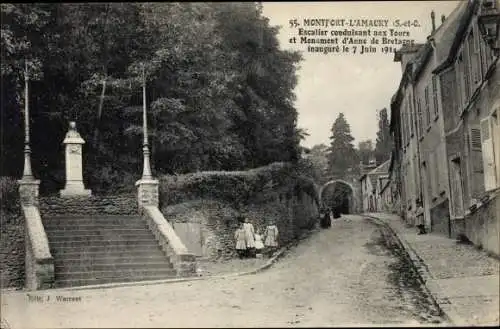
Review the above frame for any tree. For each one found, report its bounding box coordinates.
[327,113,358,178]
[374,108,392,164]
[306,143,329,183]
[0,2,305,192]
[357,139,374,165]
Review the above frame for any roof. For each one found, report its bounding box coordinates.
[394,43,425,62]
[380,178,391,194]
[433,0,479,74]
[414,1,471,81]
[431,1,470,65]
[368,159,391,176]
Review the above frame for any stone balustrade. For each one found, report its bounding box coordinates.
[22,205,54,290]
[142,206,197,277]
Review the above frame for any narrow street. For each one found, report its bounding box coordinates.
[1,215,443,328]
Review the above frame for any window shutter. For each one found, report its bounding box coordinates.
[409,99,414,136]
[481,117,496,190]
[425,86,430,126]
[470,127,482,151]
[432,75,439,117]
[470,126,484,173]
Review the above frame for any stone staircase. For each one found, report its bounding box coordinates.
[42,214,177,288]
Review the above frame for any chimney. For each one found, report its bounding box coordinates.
[441,14,446,23]
[431,10,436,32]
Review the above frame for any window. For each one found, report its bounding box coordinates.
[432,75,439,118]
[463,46,471,101]
[470,27,481,86]
[417,98,423,138]
[409,97,414,137]
[429,152,438,198]
[456,58,463,111]
[481,117,497,191]
[492,109,500,189]
[424,86,431,127]
[450,157,464,217]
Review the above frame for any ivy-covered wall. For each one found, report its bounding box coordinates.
[159,162,320,260]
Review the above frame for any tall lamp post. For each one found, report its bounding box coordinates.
[141,63,153,180]
[18,60,40,207]
[22,61,34,181]
[136,62,159,210]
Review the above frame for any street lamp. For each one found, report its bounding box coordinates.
[477,0,500,55]
[22,60,34,181]
[141,63,153,180]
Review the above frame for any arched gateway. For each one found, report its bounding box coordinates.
[319,179,360,214]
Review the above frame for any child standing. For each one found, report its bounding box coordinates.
[254,229,264,257]
[234,223,246,259]
[264,220,279,257]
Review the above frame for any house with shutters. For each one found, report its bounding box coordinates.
[360,160,390,212]
[390,3,468,234]
[391,42,426,225]
[432,0,499,255]
[389,0,499,256]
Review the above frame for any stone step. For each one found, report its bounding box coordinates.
[46,229,152,237]
[55,268,177,281]
[49,249,167,258]
[43,223,148,231]
[53,274,177,288]
[46,233,154,242]
[43,217,145,225]
[49,240,160,251]
[55,262,173,273]
[53,255,169,265]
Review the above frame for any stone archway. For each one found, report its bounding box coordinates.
[319,179,358,214]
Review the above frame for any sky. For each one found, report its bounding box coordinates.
[262,1,461,148]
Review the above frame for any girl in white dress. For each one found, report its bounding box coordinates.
[264,220,279,257]
[234,223,246,259]
[254,229,264,256]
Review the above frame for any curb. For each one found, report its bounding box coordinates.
[364,215,456,326]
[2,227,319,294]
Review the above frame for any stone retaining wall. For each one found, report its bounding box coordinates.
[0,212,25,289]
[39,194,138,216]
[161,170,319,261]
[464,190,500,257]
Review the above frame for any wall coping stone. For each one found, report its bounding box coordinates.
[23,206,52,262]
[22,205,54,290]
[142,206,197,275]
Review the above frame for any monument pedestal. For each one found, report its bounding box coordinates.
[60,182,91,197]
[59,122,92,198]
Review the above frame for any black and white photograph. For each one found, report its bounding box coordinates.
[1,1,499,327]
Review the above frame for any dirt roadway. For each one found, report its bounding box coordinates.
[1,215,442,328]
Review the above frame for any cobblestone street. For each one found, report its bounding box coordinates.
[1,215,442,328]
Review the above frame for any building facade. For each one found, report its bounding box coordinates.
[360,160,390,212]
[433,0,499,254]
[389,0,500,256]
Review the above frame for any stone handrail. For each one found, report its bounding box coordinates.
[142,206,197,277]
[22,205,54,290]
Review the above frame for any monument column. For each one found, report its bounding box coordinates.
[60,122,91,197]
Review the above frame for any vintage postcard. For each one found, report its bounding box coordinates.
[1,1,499,328]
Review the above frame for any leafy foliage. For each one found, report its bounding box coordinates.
[374,108,392,164]
[0,3,303,193]
[327,113,358,178]
[358,139,374,165]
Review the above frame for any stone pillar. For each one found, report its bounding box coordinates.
[136,178,159,211]
[60,122,91,197]
[18,179,40,207]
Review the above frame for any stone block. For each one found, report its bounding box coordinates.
[18,180,40,207]
[136,179,159,209]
